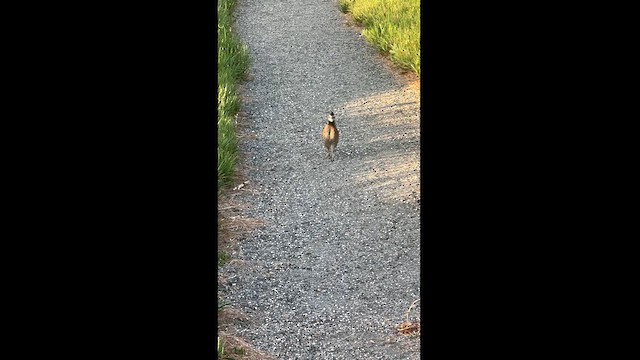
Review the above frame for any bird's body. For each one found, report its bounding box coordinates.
[322,112,339,161]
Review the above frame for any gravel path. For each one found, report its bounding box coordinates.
[219,0,420,359]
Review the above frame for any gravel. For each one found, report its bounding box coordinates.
[219,0,421,359]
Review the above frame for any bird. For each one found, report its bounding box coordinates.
[322,111,339,161]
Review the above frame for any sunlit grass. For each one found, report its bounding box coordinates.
[339,0,420,76]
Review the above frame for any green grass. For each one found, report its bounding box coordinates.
[218,0,249,192]
[217,338,246,360]
[339,0,420,76]
[218,337,226,358]
[218,250,231,266]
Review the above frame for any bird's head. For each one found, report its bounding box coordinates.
[327,111,335,124]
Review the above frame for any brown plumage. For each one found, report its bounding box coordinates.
[322,111,339,161]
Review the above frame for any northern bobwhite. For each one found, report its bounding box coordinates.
[322,111,339,161]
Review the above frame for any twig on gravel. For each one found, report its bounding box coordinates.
[404,298,420,323]
[396,298,421,336]
[218,206,243,211]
